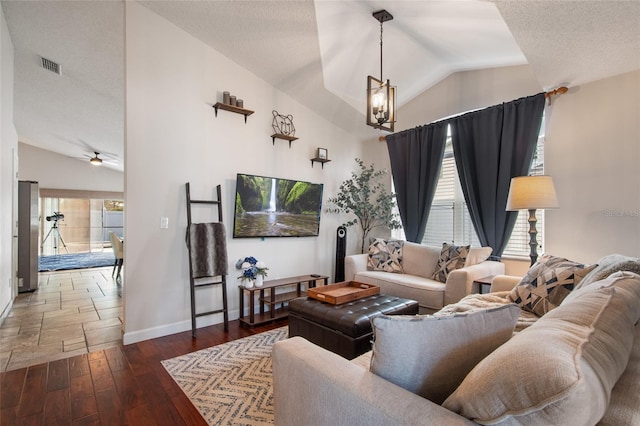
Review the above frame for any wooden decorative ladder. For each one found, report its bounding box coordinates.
[185,182,229,337]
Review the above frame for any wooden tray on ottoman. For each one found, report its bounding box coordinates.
[307,281,379,305]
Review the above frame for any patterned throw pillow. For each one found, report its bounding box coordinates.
[508,254,597,317]
[367,239,404,273]
[431,243,470,283]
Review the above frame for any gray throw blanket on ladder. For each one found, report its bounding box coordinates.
[187,222,228,278]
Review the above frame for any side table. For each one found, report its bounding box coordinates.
[238,274,329,327]
[474,275,496,294]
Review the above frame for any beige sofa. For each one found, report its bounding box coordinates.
[273,264,640,425]
[345,241,505,313]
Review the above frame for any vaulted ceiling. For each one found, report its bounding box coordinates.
[3,1,639,171]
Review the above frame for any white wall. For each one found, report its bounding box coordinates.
[18,142,123,192]
[545,70,640,263]
[397,65,543,131]
[0,6,18,320]
[124,3,365,343]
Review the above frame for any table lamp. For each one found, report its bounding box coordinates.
[506,176,559,266]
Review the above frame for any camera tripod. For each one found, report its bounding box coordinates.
[41,220,69,254]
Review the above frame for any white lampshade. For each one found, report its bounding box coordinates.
[506,176,559,211]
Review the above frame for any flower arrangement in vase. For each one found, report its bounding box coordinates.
[236,256,268,288]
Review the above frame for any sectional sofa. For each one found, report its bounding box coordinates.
[273,255,640,425]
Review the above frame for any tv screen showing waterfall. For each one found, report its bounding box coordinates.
[233,173,324,238]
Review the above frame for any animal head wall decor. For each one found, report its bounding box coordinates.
[272,110,295,136]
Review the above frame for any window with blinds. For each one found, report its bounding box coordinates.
[392,121,545,258]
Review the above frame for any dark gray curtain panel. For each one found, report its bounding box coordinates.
[386,122,448,243]
[450,93,545,258]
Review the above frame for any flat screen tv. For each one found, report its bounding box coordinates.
[233,173,324,238]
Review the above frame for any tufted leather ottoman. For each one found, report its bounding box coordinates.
[288,294,418,359]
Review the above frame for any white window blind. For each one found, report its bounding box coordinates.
[392,121,545,258]
[420,132,481,248]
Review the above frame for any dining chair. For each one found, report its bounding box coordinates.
[108,231,124,282]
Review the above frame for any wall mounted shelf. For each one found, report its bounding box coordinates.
[213,102,254,123]
[310,158,331,169]
[271,133,298,148]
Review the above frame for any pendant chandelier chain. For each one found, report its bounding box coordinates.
[379,21,384,81]
[366,9,395,132]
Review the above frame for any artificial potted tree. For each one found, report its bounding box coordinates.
[327,158,402,253]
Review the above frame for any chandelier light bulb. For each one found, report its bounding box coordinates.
[372,90,386,108]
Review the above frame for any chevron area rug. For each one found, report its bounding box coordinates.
[161,327,288,425]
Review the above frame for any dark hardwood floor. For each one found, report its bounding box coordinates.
[0,319,286,425]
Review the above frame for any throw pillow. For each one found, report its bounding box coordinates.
[464,246,493,267]
[508,253,596,316]
[443,271,640,425]
[431,242,470,283]
[367,239,404,273]
[575,254,640,289]
[369,304,520,405]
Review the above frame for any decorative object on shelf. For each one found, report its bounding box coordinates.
[236,256,269,288]
[366,9,396,132]
[506,175,559,266]
[270,111,298,146]
[326,158,401,253]
[214,91,253,122]
[272,110,296,136]
[221,91,244,107]
[311,147,331,169]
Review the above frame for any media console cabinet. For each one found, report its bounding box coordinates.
[238,274,329,327]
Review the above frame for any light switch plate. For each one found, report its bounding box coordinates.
[160,217,169,229]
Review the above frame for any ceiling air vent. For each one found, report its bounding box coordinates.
[41,57,61,75]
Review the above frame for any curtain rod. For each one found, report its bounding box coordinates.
[544,86,568,105]
[378,86,569,142]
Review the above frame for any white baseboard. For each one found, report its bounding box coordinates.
[0,299,14,326]
[122,308,239,345]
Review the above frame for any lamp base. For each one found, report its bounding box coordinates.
[528,209,538,267]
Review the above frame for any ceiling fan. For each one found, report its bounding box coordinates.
[60,137,120,167]
[89,152,103,166]
[71,149,119,167]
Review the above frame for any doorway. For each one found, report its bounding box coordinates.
[40,197,124,256]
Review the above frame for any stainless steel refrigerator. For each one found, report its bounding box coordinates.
[18,180,39,293]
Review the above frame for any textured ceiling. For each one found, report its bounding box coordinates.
[2,1,124,169]
[2,0,639,172]
[314,0,526,111]
[495,0,640,90]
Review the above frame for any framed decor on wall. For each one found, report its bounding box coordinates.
[317,148,328,160]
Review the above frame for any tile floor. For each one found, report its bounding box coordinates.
[0,267,123,372]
